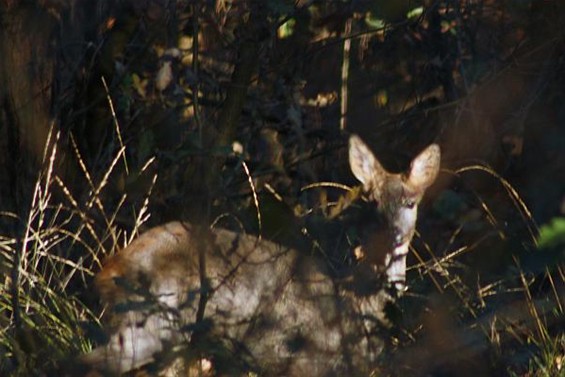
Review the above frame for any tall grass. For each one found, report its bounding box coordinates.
[0,127,155,375]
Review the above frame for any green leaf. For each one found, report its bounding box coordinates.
[406,6,423,20]
[538,217,565,249]
[365,13,386,29]
[278,18,296,39]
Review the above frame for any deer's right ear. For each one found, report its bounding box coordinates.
[348,135,386,191]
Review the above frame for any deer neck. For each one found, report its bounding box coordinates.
[352,227,411,293]
[384,240,410,292]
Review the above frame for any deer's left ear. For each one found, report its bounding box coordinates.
[408,144,441,189]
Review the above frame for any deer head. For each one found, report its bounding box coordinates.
[349,135,440,291]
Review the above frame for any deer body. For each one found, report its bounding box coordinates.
[82,135,440,376]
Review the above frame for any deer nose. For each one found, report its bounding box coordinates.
[394,231,405,247]
[394,280,407,292]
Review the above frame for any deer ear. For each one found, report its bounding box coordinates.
[348,135,387,191]
[408,144,440,189]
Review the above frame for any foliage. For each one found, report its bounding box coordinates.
[0,0,564,375]
[538,218,565,249]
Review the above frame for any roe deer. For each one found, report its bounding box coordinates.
[81,135,440,376]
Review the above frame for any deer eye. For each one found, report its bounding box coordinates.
[404,199,416,209]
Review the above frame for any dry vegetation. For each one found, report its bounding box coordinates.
[0,1,564,376]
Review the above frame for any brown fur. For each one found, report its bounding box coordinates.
[81,136,440,376]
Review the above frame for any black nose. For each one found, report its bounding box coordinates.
[394,232,404,247]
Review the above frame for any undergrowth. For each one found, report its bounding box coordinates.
[0,135,563,376]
